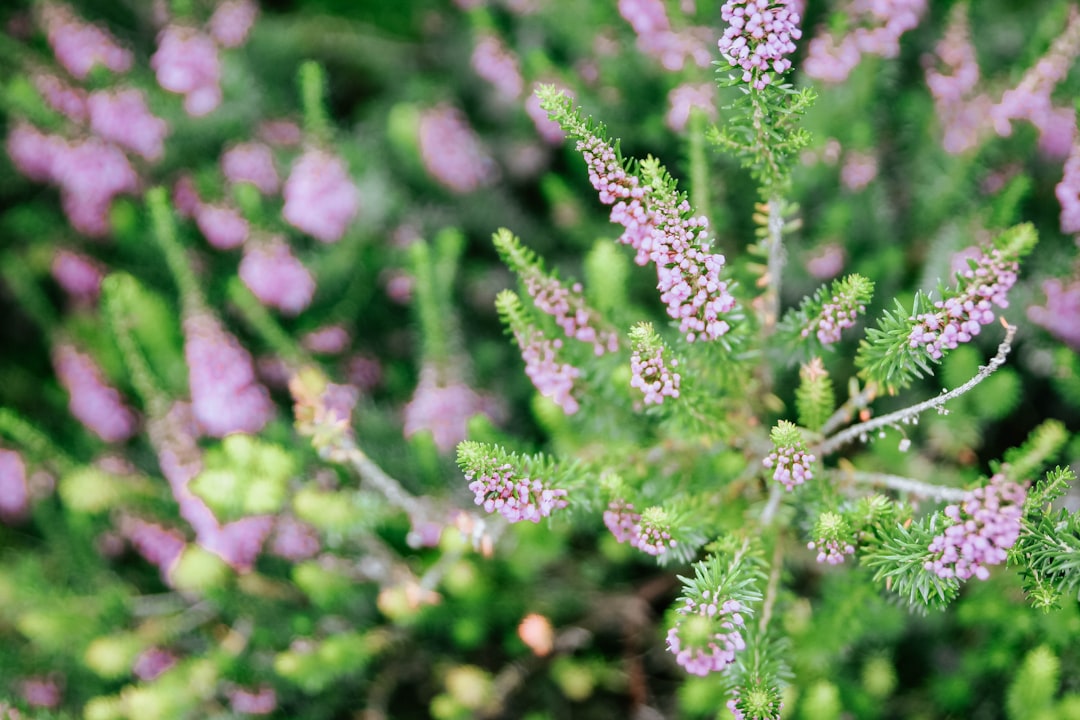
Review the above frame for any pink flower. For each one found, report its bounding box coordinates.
[51,249,105,302]
[513,328,581,414]
[718,0,802,88]
[418,105,498,193]
[1027,277,1080,351]
[301,325,351,355]
[6,123,65,183]
[619,0,712,71]
[199,515,275,572]
[33,73,87,122]
[18,676,61,709]
[151,25,222,116]
[239,237,316,315]
[41,3,133,79]
[121,517,187,578]
[525,87,567,144]
[87,88,170,162]
[471,34,523,101]
[925,474,1026,581]
[803,0,925,84]
[133,648,178,681]
[258,119,303,146]
[173,174,202,218]
[521,274,619,356]
[806,243,845,280]
[183,313,274,437]
[840,150,878,191]
[403,369,502,451]
[282,149,360,242]
[666,596,746,676]
[195,202,249,249]
[208,0,258,48]
[53,344,139,442]
[51,136,139,236]
[0,450,30,524]
[807,537,855,565]
[228,685,277,715]
[467,461,568,523]
[763,442,815,491]
[269,516,321,561]
[221,142,279,194]
[603,500,677,555]
[1057,140,1080,235]
[666,83,716,132]
[630,343,681,405]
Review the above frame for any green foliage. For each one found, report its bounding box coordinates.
[861,518,960,611]
[1006,645,1060,720]
[795,359,835,432]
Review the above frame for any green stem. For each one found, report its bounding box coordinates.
[226,278,304,366]
[0,407,76,469]
[147,187,204,317]
[299,61,330,143]
[100,275,169,416]
[0,253,57,331]
[687,109,710,221]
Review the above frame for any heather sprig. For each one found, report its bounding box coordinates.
[794,358,835,432]
[856,223,1037,391]
[777,274,874,358]
[456,441,572,524]
[763,420,815,491]
[628,322,681,406]
[807,511,856,565]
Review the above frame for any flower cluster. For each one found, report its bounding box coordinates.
[807,537,855,565]
[763,421,815,491]
[925,474,1027,581]
[418,104,498,193]
[183,313,274,437]
[0,450,29,524]
[499,290,583,414]
[403,368,503,452]
[221,141,280,194]
[618,0,712,71]
[802,282,867,345]
[576,135,737,341]
[466,460,568,523]
[803,0,925,84]
[603,501,677,556]
[470,34,524,101]
[282,149,361,243]
[40,2,133,79]
[629,324,681,405]
[717,0,803,89]
[239,237,316,315]
[666,594,747,676]
[51,250,104,304]
[1027,277,1080,351]
[1056,139,1080,235]
[522,274,619,356]
[907,246,1018,360]
[666,83,717,132]
[52,344,139,443]
[923,5,989,155]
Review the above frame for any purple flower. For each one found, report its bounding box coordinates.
[152,25,222,116]
[282,149,360,243]
[518,331,581,414]
[221,142,280,194]
[200,515,275,572]
[183,313,274,437]
[1027,277,1080,350]
[269,516,321,561]
[87,88,170,162]
[418,105,498,193]
[763,424,815,492]
[41,3,133,79]
[803,0,925,84]
[807,537,855,565]
[239,237,316,315]
[132,647,178,681]
[1057,140,1080,235]
[228,685,277,715]
[925,474,1027,581]
[619,0,712,71]
[33,73,87,122]
[403,369,502,451]
[630,341,681,405]
[301,325,351,355]
[526,87,567,144]
[467,460,568,523]
[53,344,139,442]
[666,595,747,676]
[471,34,523,101]
[665,83,717,132]
[18,676,61,709]
[718,0,802,89]
[604,501,677,556]
[195,202,249,250]
[121,517,187,579]
[208,0,258,48]
[6,123,66,184]
[0,450,30,524]
[522,275,619,356]
[907,245,1018,360]
[51,249,104,303]
[603,499,641,544]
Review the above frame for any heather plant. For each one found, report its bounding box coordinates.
[2,0,1080,719]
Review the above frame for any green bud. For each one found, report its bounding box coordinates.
[169,546,230,593]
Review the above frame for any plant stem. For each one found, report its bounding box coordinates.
[815,323,1016,456]
[837,470,967,502]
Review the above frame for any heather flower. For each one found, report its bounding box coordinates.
[666,594,747,676]
[151,25,222,116]
[1056,140,1080,235]
[41,3,133,79]
[87,88,170,162]
[763,421,814,490]
[121,517,186,578]
[925,474,1027,581]
[51,249,104,303]
[470,34,524,101]
[347,353,383,391]
[301,325,351,355]
[907,245,1018,361]
[619,0,712,71]
[18,676,61,709]
[840,150,878,191]
[403,368,501,451]
[800,276,870,346]
[183,313,274,437]
[519,331,581,414]
[603,499,641,544]
[172,174,202,219]
[923,4,990,155]
[803,0,925,84]
[269,515,321,561]
[50,136,139,236]
[1027,278,1080,351]
[807,512,856,565]
[718,0,802,89]
[228,686,277,715]
[132,648,178,681]
[665,83,716,132]
[239,237,316,315]
[629,323,681,405]
[208,0,258,48]
[418,105,498,193]
[32,73,87,122]
[258,119,303,146]
[195,202,249,249]
[199,514,275,571]
[0,449,30,524]
[518,273,619,356]
[575,134,736,341]
[806,243,845,280]
[53,344,139,442]
[282,149,361,242]
[221,142,280,194]
[466,459,568,523]
[633,507,678,555]
[6,123,65,183]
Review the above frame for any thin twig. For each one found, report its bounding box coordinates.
[815,324,1016,456]
[836,469,968,502]
[760,482,784,525]
[758,538,784,634]
[763,195,787,336]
